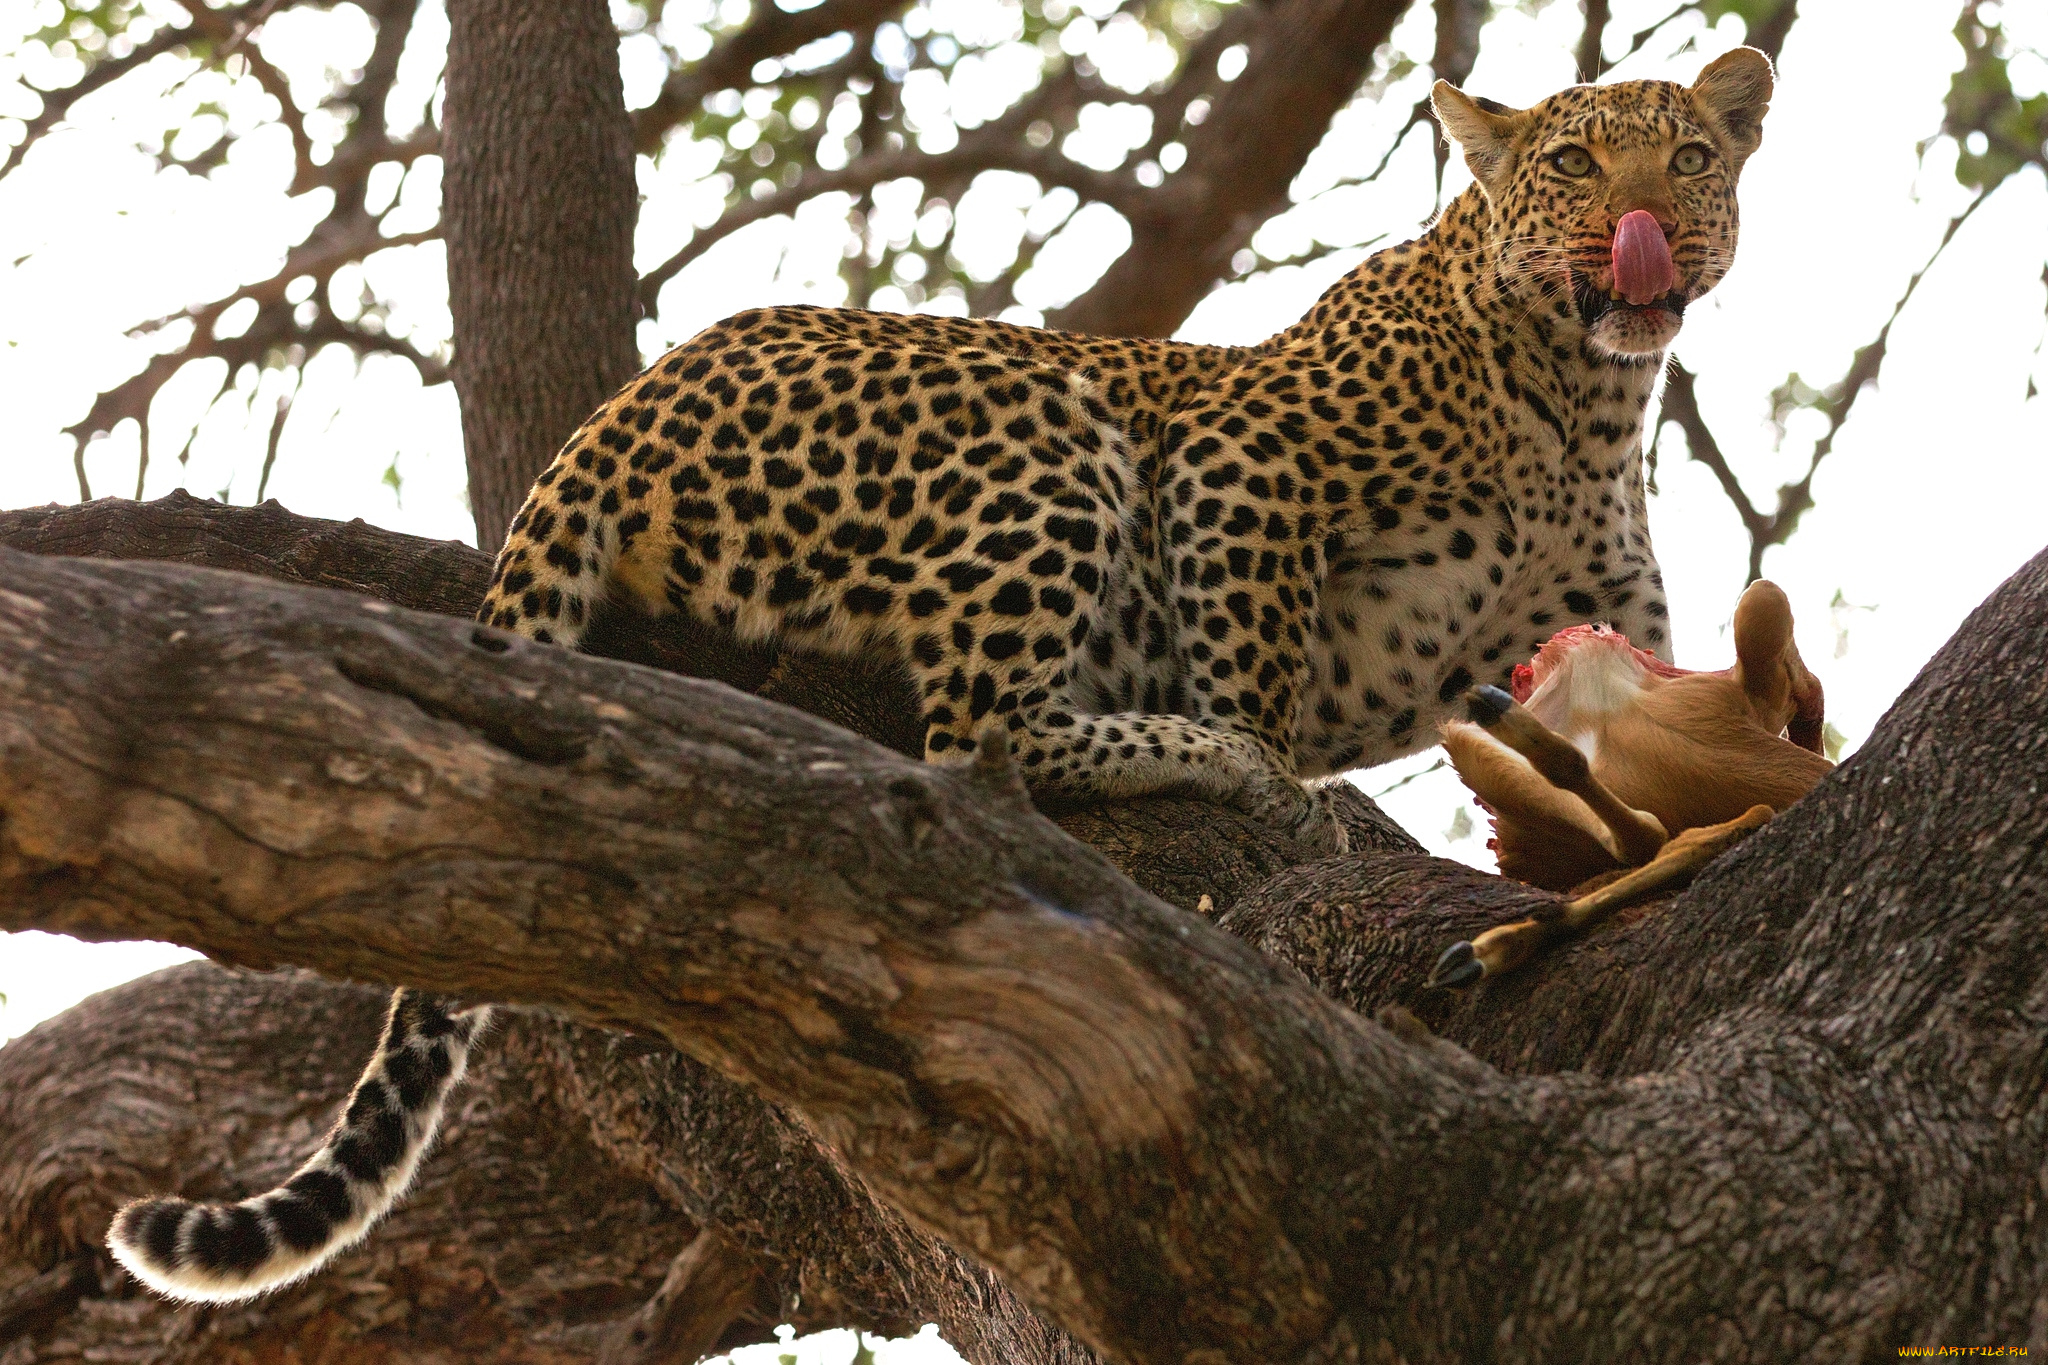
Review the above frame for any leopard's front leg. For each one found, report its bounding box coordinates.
[908,643,1348,854]
[887,428,1345,851]
[1018,698,1348,855]
[1150,519,1348,853]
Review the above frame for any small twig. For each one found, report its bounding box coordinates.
[1372,756,1448,800]
[132,412,150,501]
[237,40,311,168]
[255,372,300,504]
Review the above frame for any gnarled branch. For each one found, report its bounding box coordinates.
[2,504,2046,1360]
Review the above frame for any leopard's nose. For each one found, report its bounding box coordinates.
[1611,201,1676,236]
[1608,174,1676,234]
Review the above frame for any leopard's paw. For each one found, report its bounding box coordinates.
[1235,773,1350,856]
[1298,781,1351,856]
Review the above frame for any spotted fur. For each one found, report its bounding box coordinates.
[108,992,490,1300]
[109,51,1771,1299]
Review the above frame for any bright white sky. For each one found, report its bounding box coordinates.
[0,4,2043,1343]
[0,1,2042,1356]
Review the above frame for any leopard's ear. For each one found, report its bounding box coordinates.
[1689,47,1773,173]
[1431,82,1528,197]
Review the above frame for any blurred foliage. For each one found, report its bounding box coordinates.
[628,0,1236,316]
[4,0,2040,510]
[1748,0,2044,527]
[1693,0,1779,28]
[1945,0,2048,192]
[31,0,157,61]
[3,0,1266,494]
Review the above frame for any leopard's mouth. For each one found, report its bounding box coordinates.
[1569,271,1688,328]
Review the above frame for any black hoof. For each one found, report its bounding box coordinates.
[1428,941,1486,990]
[1464,684,1515,725]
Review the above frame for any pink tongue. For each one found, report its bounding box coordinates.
[1612,210,1675,306]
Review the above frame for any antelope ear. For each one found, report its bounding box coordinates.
[1431,82,1528,196]
[1731,578,1796,707]
[1689,46,1773,172]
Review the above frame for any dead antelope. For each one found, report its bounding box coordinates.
[1428,579,1832,988]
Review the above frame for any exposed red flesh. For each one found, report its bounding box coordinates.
[1508,622,1689,704]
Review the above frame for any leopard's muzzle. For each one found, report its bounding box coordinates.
[1570,272,1689,329]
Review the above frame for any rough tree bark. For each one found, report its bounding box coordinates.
[1,969,694,1365]
[443,0,642,551]
[0,495,1406,1365]
[2,494,2045,1362]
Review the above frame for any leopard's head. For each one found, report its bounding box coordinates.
[1433,48,1773,359]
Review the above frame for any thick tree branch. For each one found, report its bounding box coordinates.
[0,545,1508,1363]
[0,967,714,1363]
[1575,0,1611,82]
[0,506,1210,1365]
[4,518,2048,1357]
[0,491,489,618]
[1049,0,1414,337]
[0,954,1137,1364]
[0,493,1412,900]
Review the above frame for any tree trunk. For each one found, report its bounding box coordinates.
[444,0,641,553]
[2,496,2046,1361]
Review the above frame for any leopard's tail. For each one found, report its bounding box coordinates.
[107,990,492,1302]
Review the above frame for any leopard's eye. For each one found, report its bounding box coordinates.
[1552,146,1596,178]
[1671,144,1709,175]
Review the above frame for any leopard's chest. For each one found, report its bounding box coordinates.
[1295,536,1512,775]
[1293,377,1666,775]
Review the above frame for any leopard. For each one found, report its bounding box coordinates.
[108,48,1773,1301]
